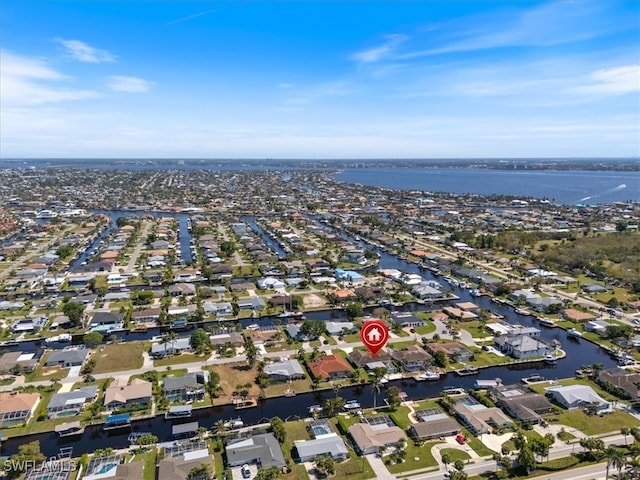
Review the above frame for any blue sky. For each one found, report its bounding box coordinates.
[1,1,638,158]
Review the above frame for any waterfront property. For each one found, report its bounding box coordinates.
[391,345,432,372]
[294,433,349,462]
[44,348,90,368]
[159,440,213,480]
[47,386,97,418]
[263,359,305,381]
[225,433,286,468]
[0,391,40,427]
[150,337,192,357]
[488,384,554,425]
[163,371,209,401]
[597,369,640,405]
[545,385,612,413]
[348,416,406,455]
[409,408,461,440]
[307,354,353,381]
[494,335,550,359]
[453,396,513,435]
[103,378,152,410]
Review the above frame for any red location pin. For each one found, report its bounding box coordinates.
[360,319,389,356]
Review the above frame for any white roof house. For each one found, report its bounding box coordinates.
[546,385,612,413]
[295,433,348,462]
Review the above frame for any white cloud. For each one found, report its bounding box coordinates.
[352,34,408,63]
[167,9,216,25]
[0,50,99,105]
[56,38,116,63]
[570,65,640,95]
[107,76,154,93]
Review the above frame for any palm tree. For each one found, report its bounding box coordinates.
[604,447,624,479]
[441,452,451,472]
[626,457,640,479]
[621,427,629,446]
[611,450,626,479]
[214,419,228,437]
[371,379,382,410]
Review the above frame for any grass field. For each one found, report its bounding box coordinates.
[153,352,208,367]
[440,448,471,462]
[91,342,145,373]
[386,440,440,474]
[555,410,640,435]
[207,362,260,404]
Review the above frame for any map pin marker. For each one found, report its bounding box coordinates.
[360,319,389,356]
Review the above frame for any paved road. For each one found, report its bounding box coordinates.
[125,220,152,272]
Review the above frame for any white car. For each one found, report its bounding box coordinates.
[241,464,251,479]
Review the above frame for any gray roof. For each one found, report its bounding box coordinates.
[225,433,286,468]
[163,372,208,392]
[48,386,97,409]
[45,348,90,365]
[295,434,348,460]
[264,359,305,378]
[151,337,191,355]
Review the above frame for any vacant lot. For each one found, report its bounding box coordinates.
[555,410,640,435]
[207,362,260,404]
[91,342,144,374]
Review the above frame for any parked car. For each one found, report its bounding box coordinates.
[456,434,466,445]
[241,464,251,479]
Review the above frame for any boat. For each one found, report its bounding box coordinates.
[223,417,244,429]
[278,311,304,319]
[567,328,583,338]
[44,333,72,343]
[544,354,558,364]
[455,365,479,376]
[521,374,545,384]
[130,325,148,332]
[343,400,361,410]
[308,405,323,414]
[469,289,482,297]
[284,388,296,397]
[246,324,260,331]
[234,398,258,410]
[514,308,531,315]
[414,370,441,381]
[55,421,84,437]
[539,318,557,328]
[128,432,152,443]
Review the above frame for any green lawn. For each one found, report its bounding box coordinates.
[153,352,208,367]
[24,354,69,382]
[131,448,157,480]
[555,410,640,435]
[440,448,471,463]
[92,342,145,373]
[386,440,440,474]
[334,447,376,480]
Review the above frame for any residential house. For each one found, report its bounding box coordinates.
[390,313,425,328]
[104,378,152,410]
[494,335,549,359]
[348,350,394,372]
[412,282,444,300]
[256,277,286,290]
[585,320,614,335]
[597,369,640,405]
[209,332,245,348]
[307,355,354,381]
[168,283,196,297]
[0,391,40,427]
[203,301,234,317]
[263,359,305,382]
[294,433,348,462]
[0,351,37,374]
[325,321,356,336]
[527,296,563,312]
[391,345,432,372]
[151,337,192,357]
[90,311,124,332]
[225,433,286,468]
[409,409,460,441]
[546,385,612,413]
[47,386,97,418]
[236,296,266,311]
[453,398,513,435]
[158,441,214,480]
[348,420,406,455]
[131,307,161,325]
[163,371,209,401]
[44,348,90,368]
[489,385,554,425]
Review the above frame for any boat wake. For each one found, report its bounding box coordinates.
[577,184,626,203]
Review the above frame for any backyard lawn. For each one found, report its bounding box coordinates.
[555,410,640,436]
[386,440,440,474]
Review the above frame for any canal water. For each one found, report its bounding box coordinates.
[0,217,619,457]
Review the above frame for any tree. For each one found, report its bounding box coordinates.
[190,328,211,354]
[255,467,280,480]
[441,452,452,472]
[621,427,629,446]
[186,463,211,480]
[270,416,286,443]
[244,336,258,367]
[454,459,465,472]
[214,419,228,437]
[135,434,158,446]
[323,396,345,417]
[604,447,625,480]
[63,301,85,327]
[5,440,46,476]
[517,444,536,475]
[345,301,364,319]
[314,454,335,477]
[434,350,449,368]
[300,320,326,340]
[385,386,402,410]
[83,331,103,348]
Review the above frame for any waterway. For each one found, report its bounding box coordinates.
[0,218,620,457]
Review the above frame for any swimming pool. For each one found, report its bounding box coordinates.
[311,425,330,436]
[94,463,118,475]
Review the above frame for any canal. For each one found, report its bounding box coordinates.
[0,217,620,457]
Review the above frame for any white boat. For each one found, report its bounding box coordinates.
[44,333,72,343]
[514,308,531,315]
[223,417,244,429]
[246,324,260,331]
[343,400,361,410]
[415,370,441,381]
[544,354,558,364]
[567,328,583,338]
[128,432,152,443]
[539,318,557,328]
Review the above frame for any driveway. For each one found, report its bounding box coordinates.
[365,454,395,480]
